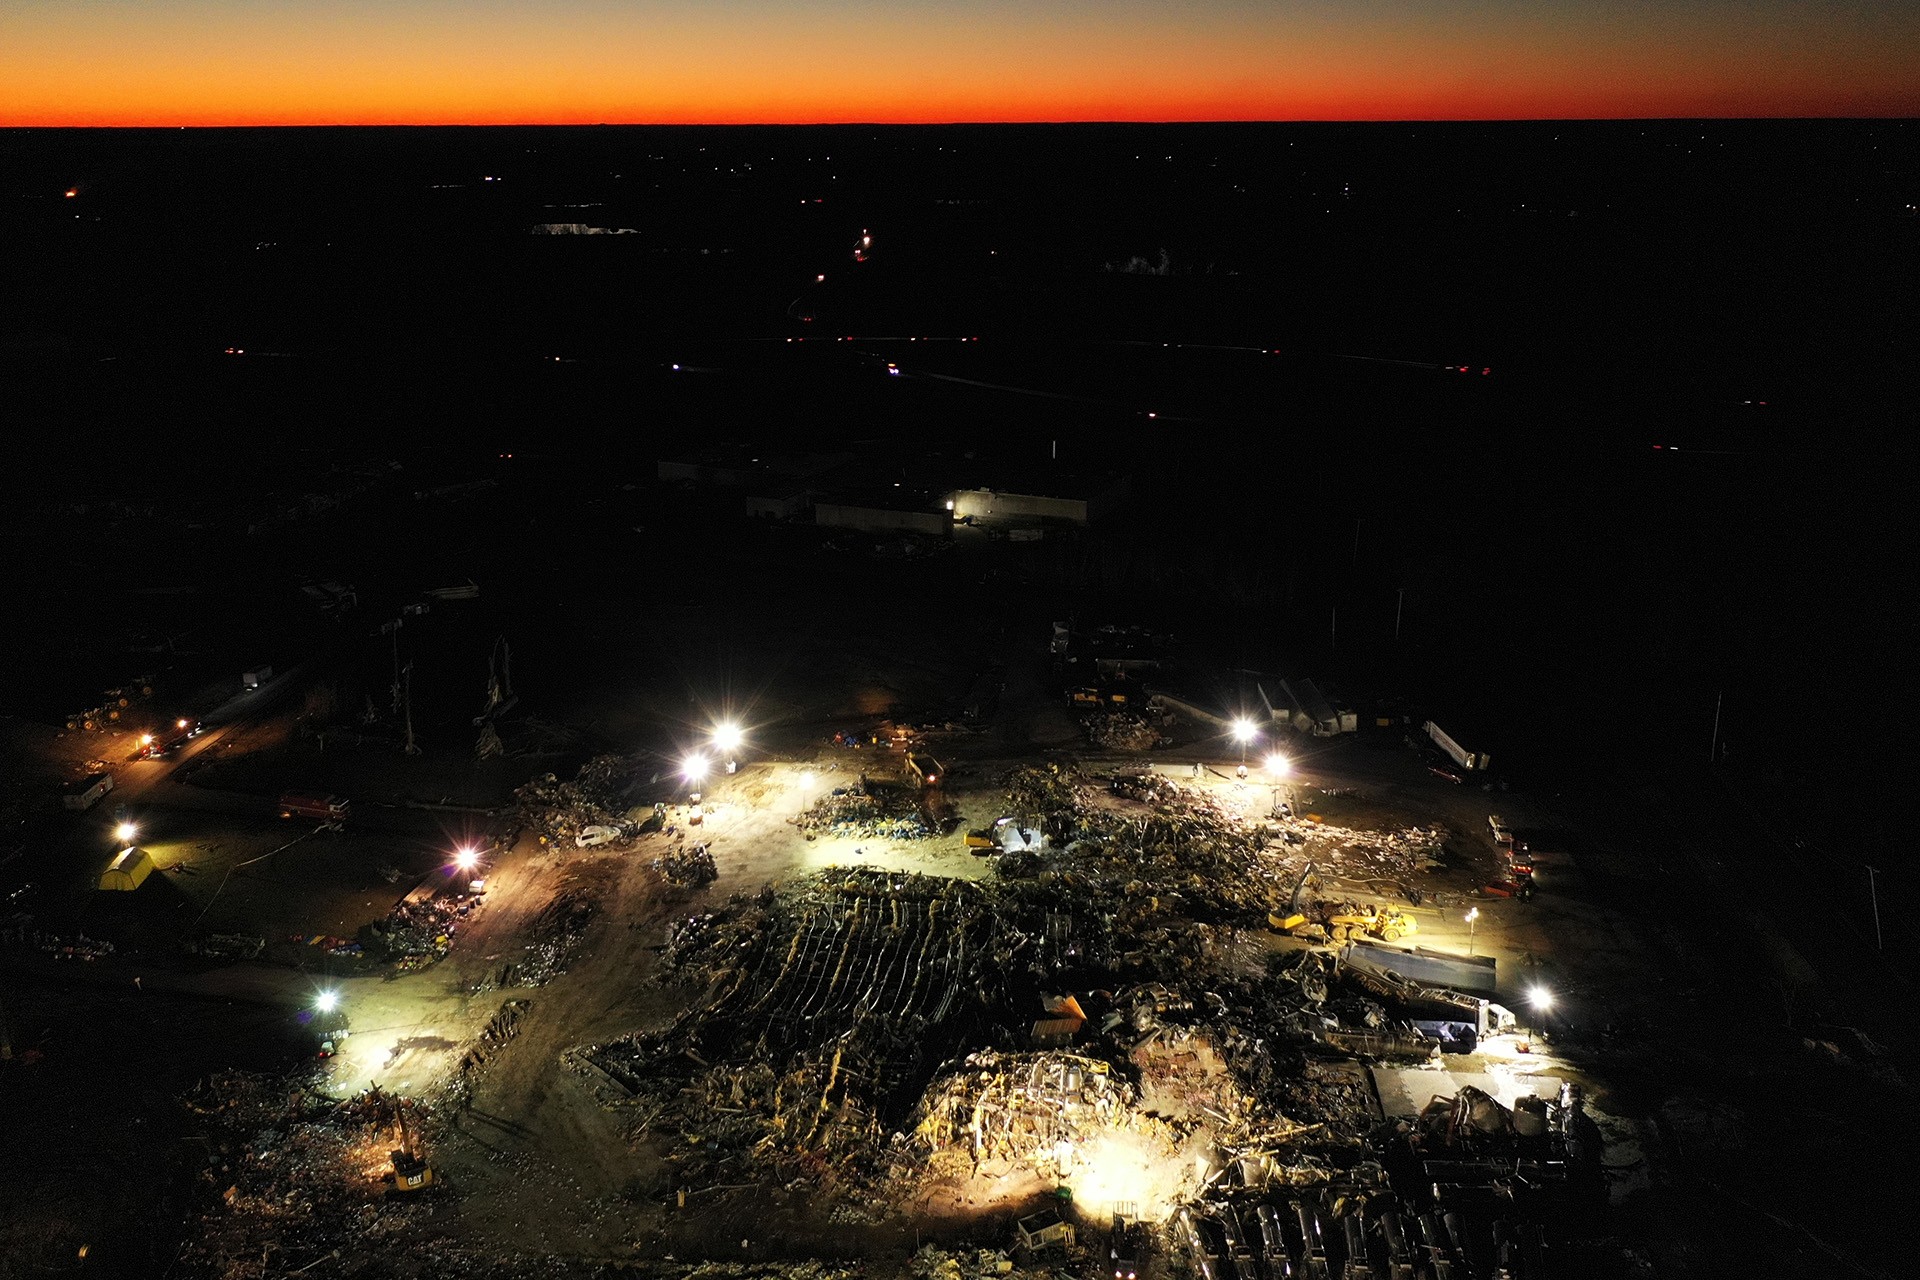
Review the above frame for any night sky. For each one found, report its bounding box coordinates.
[6,0,1918,126]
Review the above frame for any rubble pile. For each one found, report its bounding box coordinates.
[1295,822,1448,882]
[513,753,641,847]
[997,768,1450,924]
[911,1050,1135,1163]
[175,1078,457,1280]
[0,922,117,961]
[909,1245,1041,1280]
[795,780,934,840]
[553,765,1583,1266]
[624,1265,861,1280]
[1106,770,1183,805]
[574,870,997,1191]
[506,887,597,986]
[994,774,1282,919]
[184,932,267,961]
[1081,712,1164,751]
[658,898,772,974]
[366,895,477,971]
[654,840,718,887]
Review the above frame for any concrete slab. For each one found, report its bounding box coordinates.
[1370,1063,1569,1119]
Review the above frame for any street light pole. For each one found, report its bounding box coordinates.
[1231,719,1257,777]
[1465,907,1479,957]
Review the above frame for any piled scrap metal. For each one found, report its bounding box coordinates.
[1083,712,1165,752]
[796,780,935,840]
[574,870,996,1194]
[910,1245,1030,1280]
[365,895,477,971]
[1108,770,1182,805]
[175,1077,450,1280]
[658,898,773,976]
[183,932,266,961]
[7,928,118,962]
[655,840,718,887]
[513,752,641,847]
[1292,823,1449,883]
[911,1050,1133,1163]
[1416,1087,1517,1148]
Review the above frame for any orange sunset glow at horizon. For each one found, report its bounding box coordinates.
[4,1,1918,126]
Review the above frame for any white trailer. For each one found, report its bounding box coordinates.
[62,772,114,811]
[1425,721,1491,772]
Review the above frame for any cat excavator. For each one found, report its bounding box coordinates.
[388,1106,432,1194]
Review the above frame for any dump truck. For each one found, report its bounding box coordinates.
[1017,1206,1075,1252]
[1110,1203,1144,1280]
[1269,902,1416,945]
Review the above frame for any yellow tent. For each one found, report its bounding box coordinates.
[98,846,156,891]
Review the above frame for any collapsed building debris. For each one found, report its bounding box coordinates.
[159,755,1594,1277]
[176,1076,458,1280]
[1082,712,1166,752]
[795,779,936,840]
[655,841,718,887]
[575,870,996,1193]
[364,894,478,971]
[184,932,267,961]
[514,752,642,847]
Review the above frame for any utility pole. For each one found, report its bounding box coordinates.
[385,618,404,714]
[1708,689,1723,763]
[402,662,421,756]
[1867,865,1883,952]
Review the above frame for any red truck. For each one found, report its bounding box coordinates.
[279,793,350,822]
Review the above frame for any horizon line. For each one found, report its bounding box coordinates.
[10,114,1911,130]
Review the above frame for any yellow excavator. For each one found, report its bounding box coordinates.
[388,1107,432,1194]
